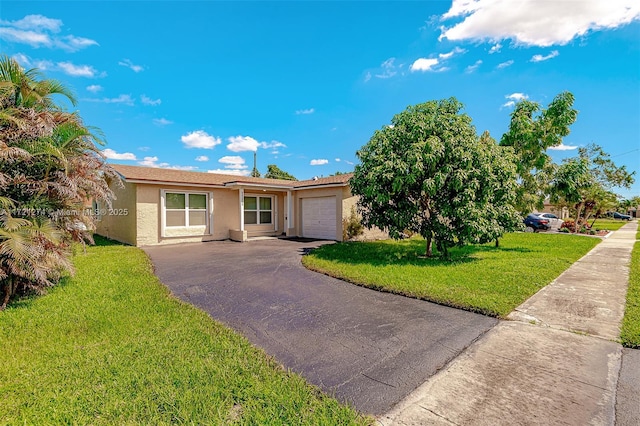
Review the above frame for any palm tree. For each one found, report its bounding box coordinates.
[0,55,119,309]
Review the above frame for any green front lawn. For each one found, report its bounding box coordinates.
[0,237,369,425]
[303,233,599,317]
[590,218,630,231]
[621,242,640,348]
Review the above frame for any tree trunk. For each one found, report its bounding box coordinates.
[495,238,500,248]
[573,202,584,233]
[425,236,433,257]
[0,277,13,311]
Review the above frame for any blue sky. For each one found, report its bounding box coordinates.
[1,1,639,197]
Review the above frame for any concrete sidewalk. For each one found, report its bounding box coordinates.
[379,221,639,425]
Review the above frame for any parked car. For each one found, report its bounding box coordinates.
[523,214,551,232]
[533,212,564,230]
[611,211,632,220]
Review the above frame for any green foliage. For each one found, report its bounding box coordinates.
[350,98,519,258]
[0,238,371,424]
[551,144,635,231]
[500,91,578,214]
[342,206,364,240]
[621,242,640,348]
[303,233,598,317]
[264,164,297,180]
[0,55,119,309]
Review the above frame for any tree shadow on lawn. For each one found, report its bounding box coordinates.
[306,238,534,268]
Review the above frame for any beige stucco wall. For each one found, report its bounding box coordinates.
[341,191,389,241]
[135,184,241,246]
[98,180,366,246]
[95,181,137,245]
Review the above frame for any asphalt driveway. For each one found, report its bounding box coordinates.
[144,238,497,415]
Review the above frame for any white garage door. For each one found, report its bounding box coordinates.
[302,196,337,240]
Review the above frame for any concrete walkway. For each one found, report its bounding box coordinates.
[379,221,639,426]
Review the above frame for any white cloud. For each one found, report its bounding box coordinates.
[310,159,329,166]
[531,50,559,62]
[0,15,97,51]
[227,135,260,152]
[465,59,482,73]
[410,58,440,72]
[181,130,222,149]
[153,118,173,126]
[61,35,98,50]
[119,59,144,73]
[261,140,286,150]
[86,84,102,93]
[85,94,134,106]
[344,160,354,165]
[295,108,315,115]
[438,47,466,60]
[506,93,528,101]
[502,92,529,108]
[138,156,160,167]
[376,57,398,79]
[2,14,62,32]
[0,28,50,47]
[137,156,195,170]
[141,95,161,106]
[335,158,341,162]
[207,169,250,176]
[58,61,99,77]
[226,136,287,153]
[440,0,640,47]
[218,156,248,170]
[497,60,514,69]
[489,43,502,54]
[195,155,209,162]
[12,53,52,70]
[364,71,372,83]
[548,143,579,151]
[102,148,136,160]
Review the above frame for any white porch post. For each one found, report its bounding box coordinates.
[239,188,245,231]
[287,190,292,231]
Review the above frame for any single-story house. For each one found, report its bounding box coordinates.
[95,164,359,246]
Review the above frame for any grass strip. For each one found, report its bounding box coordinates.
[303,233,598,318]
[0,237,370,425]
[621,241,640,348]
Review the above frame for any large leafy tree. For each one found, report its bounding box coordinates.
[550,144,635,231]
[264,164,297,181]
[351,98,519,257]
[500,91,578,214]
[0,55,118,309]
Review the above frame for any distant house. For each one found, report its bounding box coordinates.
[96,165,357,246]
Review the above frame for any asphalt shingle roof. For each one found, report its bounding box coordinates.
[110,164,352,189]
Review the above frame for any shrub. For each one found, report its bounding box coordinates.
[342,206,364,240]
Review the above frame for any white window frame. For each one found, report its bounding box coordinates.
[161,190,212,237]
[244,195,274,225]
